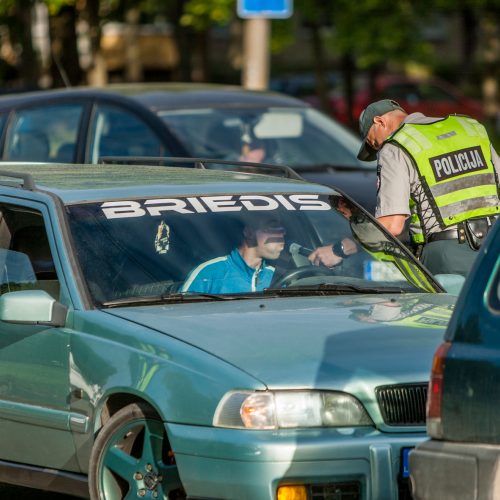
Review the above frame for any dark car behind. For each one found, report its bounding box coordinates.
[409,218,500,500]
[0,84,377,212]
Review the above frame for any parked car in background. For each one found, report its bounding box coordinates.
[409,219,500,500]
[0,160,455,500]
[0,83,377,212]
[270,71,341,101]
[330,74,485,128]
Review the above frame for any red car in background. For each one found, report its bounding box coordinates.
[331,74,485,129]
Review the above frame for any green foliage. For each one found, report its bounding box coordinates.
[329,0,435,68]
[432,0,500,10]
[180,0,235,30]
[270,18,295,53]
[43,0,76,16]
[0,0,17,17]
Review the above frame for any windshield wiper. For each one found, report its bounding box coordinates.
[293,162,370,171]
[101,292,246,308]
[264,283,408,296]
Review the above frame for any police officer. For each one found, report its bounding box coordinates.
[356,99,500,277]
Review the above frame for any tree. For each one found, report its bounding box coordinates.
[293,0,334,113]
[432,0,500,120]
[0,0,38,89]
[47,1,83,87]
[329,0,435,126]
[178,0,235,81]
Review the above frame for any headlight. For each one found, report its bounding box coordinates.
[213,390,373,429]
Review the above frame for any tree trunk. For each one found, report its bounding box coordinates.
[341,53,355,130]
[81,0,107,86]
[460,7,478,87]
[124,8,143,82]
[309,21,330,113]
[480,11,500,121]
[15,0,38,88]
[49,4,83,87]
[170,0,192,81]
[192,29,210,82]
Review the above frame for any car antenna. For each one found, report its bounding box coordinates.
[52,52,71,88]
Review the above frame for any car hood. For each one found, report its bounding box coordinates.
[106,293,454,390]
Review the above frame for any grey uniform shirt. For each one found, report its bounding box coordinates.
[375,112,500,235]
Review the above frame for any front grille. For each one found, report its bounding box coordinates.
[310,481,361,499]
[376,383,427,425]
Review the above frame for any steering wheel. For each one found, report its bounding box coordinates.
[271,265,330,289]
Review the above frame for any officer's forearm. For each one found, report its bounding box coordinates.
[376,214,406,236]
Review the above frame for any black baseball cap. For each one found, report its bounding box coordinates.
[244,213,285,232]
[357,99,405,161]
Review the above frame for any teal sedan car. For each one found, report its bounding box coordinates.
[0,162,455,500]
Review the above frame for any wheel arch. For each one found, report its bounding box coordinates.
[94,391,165,434]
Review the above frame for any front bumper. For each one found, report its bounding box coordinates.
[166,422,426,500]
[410,439,500,500]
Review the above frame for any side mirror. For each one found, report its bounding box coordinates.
[0,289,67,327]
[434,274,466,296]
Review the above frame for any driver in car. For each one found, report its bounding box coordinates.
[181,215,285,294]
[239,137,267,163]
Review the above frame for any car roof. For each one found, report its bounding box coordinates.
[119,83,308,111]
[0,162,335,204]
[0,83,308,111]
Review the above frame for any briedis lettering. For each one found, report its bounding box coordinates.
[100,194,332,219]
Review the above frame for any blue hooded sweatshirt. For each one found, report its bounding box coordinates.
[181,248,275,294]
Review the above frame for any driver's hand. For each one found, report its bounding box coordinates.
[341,238,358,256]
[308,246,343,268]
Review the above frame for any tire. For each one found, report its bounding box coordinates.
[88,403,185,500]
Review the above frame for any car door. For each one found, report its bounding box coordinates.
[87,100,175,163]
[0,200,78,471]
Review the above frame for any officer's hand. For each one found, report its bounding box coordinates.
[308,246,343,268]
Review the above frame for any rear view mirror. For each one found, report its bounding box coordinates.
[254,112,303,139]
[0,289,67,326]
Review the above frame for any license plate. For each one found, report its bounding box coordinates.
[401,447,413,478]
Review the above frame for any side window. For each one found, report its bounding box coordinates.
[89,103,164,162]
[0,206,60,300]
[4,104,83,163]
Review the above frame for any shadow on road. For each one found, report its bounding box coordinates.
[0,484,79,499]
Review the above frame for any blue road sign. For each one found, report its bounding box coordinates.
[237,0,293,19]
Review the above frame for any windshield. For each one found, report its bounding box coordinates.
[67,193,438,306]
[157,107,372,170]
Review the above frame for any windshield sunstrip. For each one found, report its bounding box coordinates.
[100,194,331,219]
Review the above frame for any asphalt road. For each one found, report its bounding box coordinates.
[0,484,79,498]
